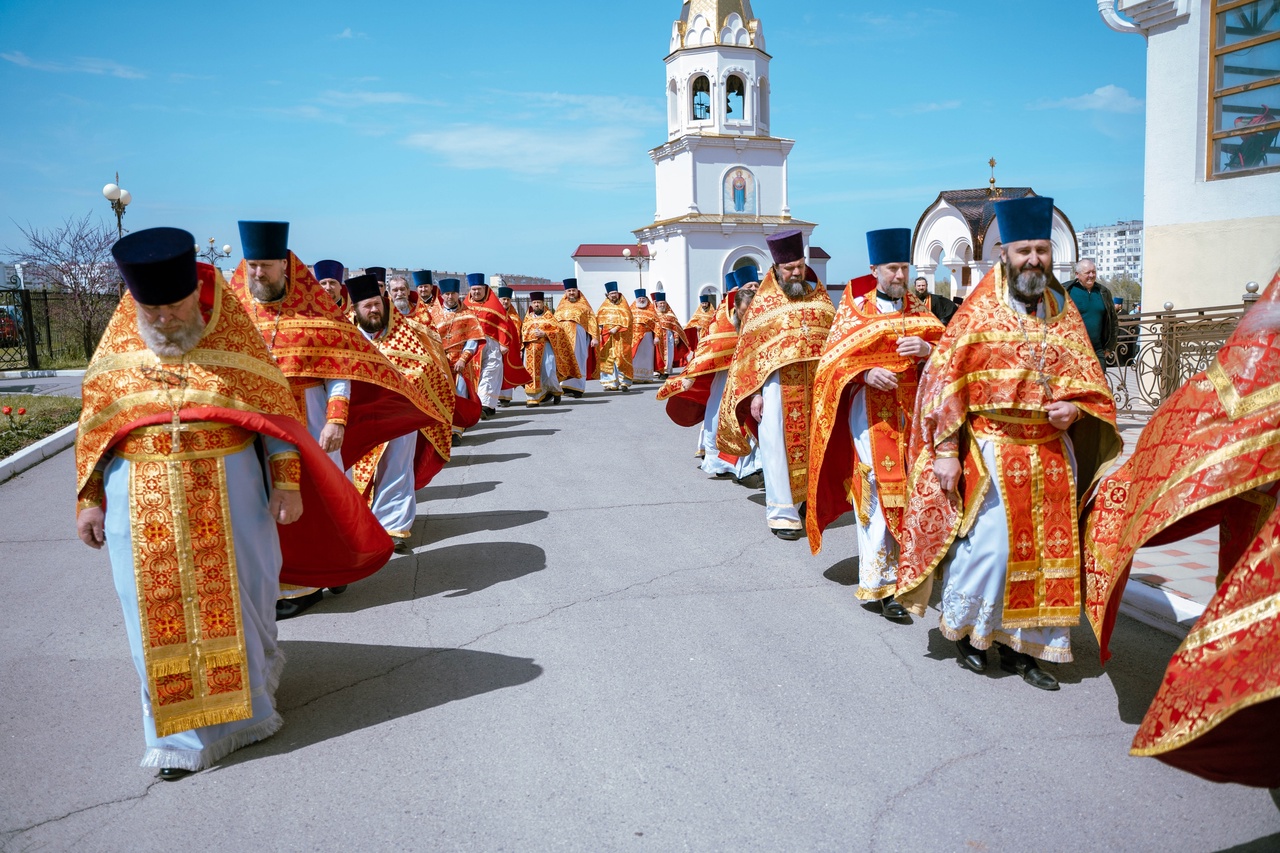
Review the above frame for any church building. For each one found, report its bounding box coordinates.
[574,0,826,316]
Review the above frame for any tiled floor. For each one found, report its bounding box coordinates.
[1113,424,1219,607]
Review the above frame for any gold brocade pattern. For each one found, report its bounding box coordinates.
[76,269,302,495]
[805,290,944,552]
[438,307,487,389]
[226,255,440,418]
[896,264,1120,616]
[1083,269,1280,658]
[657,299,739,400]
[129,449,251,738]
[523,311,581,397]
[366,308,455,466]
[685,305,717,337]
[717,270,834,459]
[1131,503,1280,764]
[466,289,512,343]
[596,300,634,378]
[554,297,598,339]
[269,453,302,490]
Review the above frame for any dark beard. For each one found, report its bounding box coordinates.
[355,311,386,335]
[138,314,204,357]
[248,278,286,302]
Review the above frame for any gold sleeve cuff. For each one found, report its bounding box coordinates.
[325,396,350,425]
[77,470,105,511]
[269,452,303,491]
[935,450,959,459]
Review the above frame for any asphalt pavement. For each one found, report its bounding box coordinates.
[1,381,1277,852]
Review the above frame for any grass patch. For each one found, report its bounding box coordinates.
[0,394,81,459]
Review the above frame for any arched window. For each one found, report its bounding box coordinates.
[726,74,745,121]
[668,79,679,129]
[759,77,770,127]
[691,75,711,121]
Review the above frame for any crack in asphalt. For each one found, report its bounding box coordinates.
[1,779,162,848]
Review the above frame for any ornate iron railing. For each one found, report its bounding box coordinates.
[1105,303,1244,417]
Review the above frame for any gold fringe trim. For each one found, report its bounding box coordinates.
[153,701,254,739]
[203,650,246,671]
[149,657,193,678]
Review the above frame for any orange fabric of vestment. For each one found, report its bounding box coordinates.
[895,264,1121,618]
[351,303,455,492]
[630,299,659,359]
[657,295,740,427]
[654,308,691,372]
[554,295,599,379]
[717,270,835,504]
[805,288,945,553]
[522,309,581,396]
[76,265,393,588]
[596,298,634,377]
[226,253,446,469]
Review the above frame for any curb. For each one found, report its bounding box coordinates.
[0,369,86,379]
[0,422,78,484]
[1118,578,1205,640]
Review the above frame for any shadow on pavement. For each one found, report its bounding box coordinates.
[416,509,549,544]
[218,642,542,766]
[466,418,533,430]
[823,557,858,586]
[413,541,546,598]
[1217,832,1280,852]
[461,429,558,447]
[919,616,1179,722]
[450,452,530,466]
[415,480,499,502]
[323,542,547,610]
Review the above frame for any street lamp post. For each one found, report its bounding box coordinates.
[101,172,132,240]
[196,238,233,267]
[621,243,654,294]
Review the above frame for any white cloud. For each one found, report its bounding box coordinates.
[404,123,641,176]
[1,50,145,79]
[1029,85,1144,114]
[334,27,368,40]
[890,99,962,117]
[318,89,434,107]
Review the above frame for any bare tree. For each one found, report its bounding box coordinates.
[6,213,121,360]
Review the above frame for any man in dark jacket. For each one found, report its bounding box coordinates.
[912,276,957,325]
[1064,258,1118,366]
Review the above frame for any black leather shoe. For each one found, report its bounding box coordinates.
[157,768,193,781]
[956,636,987,673]
[497,399,511,407]
[552,395,562,405]
[713,472,735,479]
[736,471,765,489]
[482,406,496,418]
[276,589,323,621]
[998,646,1060,691]
[880,596,909,621]
[327,585,348,595]
[393,539,413,555]
[566,389,583,399]
[620,386,631,393]
[772,528,803,541]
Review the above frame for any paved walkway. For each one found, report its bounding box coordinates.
[1,381,1276,851]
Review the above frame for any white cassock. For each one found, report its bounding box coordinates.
[562,323,589,394]
[757,371,802,531]
[476,336,503,408]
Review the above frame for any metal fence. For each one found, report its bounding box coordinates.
[1104,302,1245,418]
[0,289,118,370]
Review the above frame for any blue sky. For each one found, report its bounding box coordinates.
[0,1,1147,284]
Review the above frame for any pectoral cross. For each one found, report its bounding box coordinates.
[169,411,189,452]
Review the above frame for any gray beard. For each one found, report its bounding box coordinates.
[781,279,807,299]
[393,297,411,314]
[138,314,204,357]
[249,278,286,302]
[1011,267,1049,302]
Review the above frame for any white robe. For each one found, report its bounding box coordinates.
[758,371,801,530]
[105,436,291,770]
[562,323,589,393]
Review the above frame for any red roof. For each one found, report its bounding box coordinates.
[572,244,652,258]
[809,246,831,260]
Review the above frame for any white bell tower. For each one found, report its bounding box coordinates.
[634,0,820,320]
